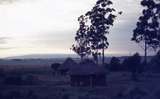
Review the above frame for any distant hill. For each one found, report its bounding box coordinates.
[5,53,128,59]
[0,54,154,69]
[5,54,79,59]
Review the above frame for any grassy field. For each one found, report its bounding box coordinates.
[1,68,160,99]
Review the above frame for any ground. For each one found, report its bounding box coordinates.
[1,68,160,99]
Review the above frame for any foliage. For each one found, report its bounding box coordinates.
[132,0,160,63]
[85,0,121,63]
[72,0,121,63]
[132,0,160,49]
[72,15,91,60]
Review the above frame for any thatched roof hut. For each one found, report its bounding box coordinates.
[58,58,77,75]
[69,59,107,87]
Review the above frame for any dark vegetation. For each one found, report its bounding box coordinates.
[0,52,160,99]
[0,51,160,86]
[72,0,122,64]
[0,0,159,99]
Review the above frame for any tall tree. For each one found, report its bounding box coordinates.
[85,0,121,65]
[72,15,91,61]
[132,0,160,65]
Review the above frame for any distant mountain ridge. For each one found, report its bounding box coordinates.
[0,54,154,69]
[5,54,79,59]
[5,53,130,59]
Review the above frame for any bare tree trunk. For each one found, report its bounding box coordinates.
[144,34,147,65]
[102,48,105,65]
[144,41,147,65]
[81,56,84,62]
[96,50,99,65]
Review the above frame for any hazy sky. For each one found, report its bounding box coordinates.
[0,0,144,58]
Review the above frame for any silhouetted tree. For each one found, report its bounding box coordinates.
[72,15,91,61]
[85,0,122,65]
[132,0,160,65]
[109,57,121,71]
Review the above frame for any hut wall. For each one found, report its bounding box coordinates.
[70,75,91,87]
[70,74,106,87]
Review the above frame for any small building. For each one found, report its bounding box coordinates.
[58,58,77,75]
[69,60,107,87]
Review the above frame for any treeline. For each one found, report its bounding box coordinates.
[0,69,38,86]
[106,51,160,73]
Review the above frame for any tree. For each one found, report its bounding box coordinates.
[72,15,91,61]
[85,0,121,65]
[132,0,160,65]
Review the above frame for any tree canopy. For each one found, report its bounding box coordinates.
[132,0,160,64]
[72,0,121,63]
[72,15,91,60]
[86,0,120,64]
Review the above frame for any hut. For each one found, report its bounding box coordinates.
[69,60,107,87]
[58,58,77,75]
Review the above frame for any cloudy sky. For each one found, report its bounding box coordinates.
[0,0,144,58]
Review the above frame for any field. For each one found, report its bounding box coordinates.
[0,59,160,99]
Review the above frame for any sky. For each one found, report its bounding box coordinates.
[0,0,145,58]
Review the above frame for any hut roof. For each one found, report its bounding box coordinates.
[69,59,107,75]
[58,58,77,70]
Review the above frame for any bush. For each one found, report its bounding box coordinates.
[109,57,121,71]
